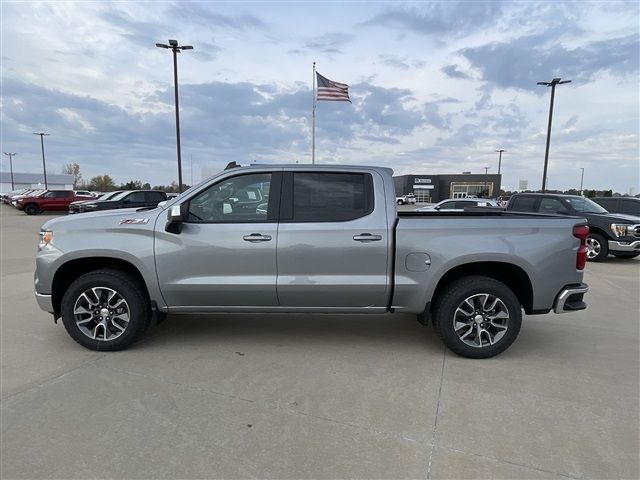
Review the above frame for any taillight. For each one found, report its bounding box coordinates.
[573,225,589,270]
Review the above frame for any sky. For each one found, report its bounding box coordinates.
[1,1,638,192]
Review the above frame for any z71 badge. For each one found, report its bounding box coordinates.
[119,218,150,225]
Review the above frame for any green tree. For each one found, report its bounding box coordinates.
[89,175,116,192]
[62,163,82,188]
[121,180,143,190]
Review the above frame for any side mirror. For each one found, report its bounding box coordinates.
[157,200,167,208]
[165,203,188,234]
[434,206,441,210]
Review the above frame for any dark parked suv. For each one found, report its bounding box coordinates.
[591,197,640,216]
[71,190,167,214]
[507,193,640,261]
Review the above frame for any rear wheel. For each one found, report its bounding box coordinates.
[24,203,39,215]
[61,269,150,351]
[397,199,404,205]
[432,276,522,359]
[613,252,639,259]
[586,233,608,262]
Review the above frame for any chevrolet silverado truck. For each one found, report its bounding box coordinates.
[507,193,640,261]
[34,165,590,358]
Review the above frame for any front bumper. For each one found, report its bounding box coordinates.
[35,291,54,314]
[553,283,589,314]
[608,240,640,253]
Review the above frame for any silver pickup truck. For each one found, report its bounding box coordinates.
[34,165,589,358]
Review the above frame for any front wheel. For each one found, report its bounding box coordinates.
[397,200,404,205]
[432,276,522,358]
[586,233,608,262]
[61,269,151,351]
[24,203,39,215]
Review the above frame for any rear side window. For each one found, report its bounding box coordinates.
[510,196,537,212]
[125,192,146,203]
[595,198,616,212]
[621,200,640,216]
[146,191,165,203]
[292,172,373,222]
[538,198,570,215]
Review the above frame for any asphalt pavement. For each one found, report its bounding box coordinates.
[1,205,638,479]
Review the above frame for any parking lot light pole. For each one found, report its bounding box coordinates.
[3,152,17,189]
[33,133,50,189]
[495,149,505,175]
[580,167,585,196]
[156,39,193,193]
[484,166,489,197]
[537,78,571,193]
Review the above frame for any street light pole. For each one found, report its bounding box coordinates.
[495,149,505,175]
[33,133,50,189]
[3,152,17,189]
[156,39,193,193]
[580,167,585,195]
[484,166,489,197]
[537,78,571,192]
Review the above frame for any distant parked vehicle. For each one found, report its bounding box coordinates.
[16,190,92,215]
[74,190,99,198]
[69,191,123,214]
[417,198,502,212]
[396,194,416,205]
[9,190,47,206]
[592,197,640,216]
[71,190,167,213]
[507,193,640,261]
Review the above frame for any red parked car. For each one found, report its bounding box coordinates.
[15,190,93,215]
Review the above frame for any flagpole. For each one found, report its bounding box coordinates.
[312,61,316,165]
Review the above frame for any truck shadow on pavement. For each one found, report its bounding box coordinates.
[135,313,444,353]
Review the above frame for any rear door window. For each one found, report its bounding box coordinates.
[510,196,537,212]
[290,172,373,222]
[145,191,165,203]
[125,192,146,203]
[538,198,570,215]
[621,200,640,216]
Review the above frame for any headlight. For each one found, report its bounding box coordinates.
[38,230,53,251]
[84,204,98,209]
[610,224,629,237]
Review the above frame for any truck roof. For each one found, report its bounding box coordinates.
[230,163,395,176]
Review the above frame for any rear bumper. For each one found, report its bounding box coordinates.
[35,291,54,314]
[608,240,640,253]
[553,283,589,314]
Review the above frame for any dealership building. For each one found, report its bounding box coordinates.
[0,172,74,193]
[394,173,502,203]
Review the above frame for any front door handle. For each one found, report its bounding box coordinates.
[243,233,272,242]
[353,233,382,242]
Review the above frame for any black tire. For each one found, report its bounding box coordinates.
[60,269,150,351]
[24,203,39,215]
[432,276,522,359]
[397,200,404,205]
[613,252,639,259]
[586,233,608,262]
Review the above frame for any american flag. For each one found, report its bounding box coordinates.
[316,72,351,102]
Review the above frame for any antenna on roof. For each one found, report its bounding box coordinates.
[224,161,240,170]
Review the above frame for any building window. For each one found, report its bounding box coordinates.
[450,182,493,198]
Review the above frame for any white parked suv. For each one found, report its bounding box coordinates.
[396,194,416,205]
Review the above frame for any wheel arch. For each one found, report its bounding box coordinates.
[430,261,534,315]
[52,257,150,315]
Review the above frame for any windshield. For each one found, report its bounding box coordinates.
[108,191,134,201]
[98,191,122,201]
[567,197,609,214]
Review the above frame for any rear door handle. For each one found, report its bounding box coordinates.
[243,233,272,242]
[353,233,382,242]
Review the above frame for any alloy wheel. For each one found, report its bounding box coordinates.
[453,293,509,348]
[586,237,601,259]
[73,287,130,341]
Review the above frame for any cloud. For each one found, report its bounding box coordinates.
[460,33,639,91]
[166,2,265,30]
[290,33,353,55]
[379,54,426,70]
[363,1,503,36]
[441,64,471,79]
